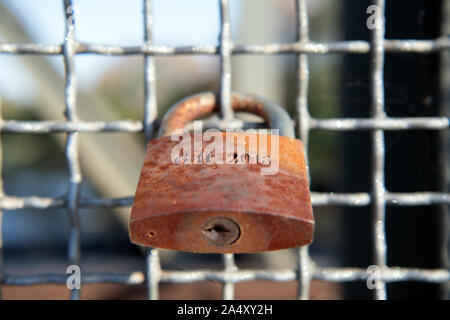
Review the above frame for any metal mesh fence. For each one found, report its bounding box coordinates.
[0,0,449,300]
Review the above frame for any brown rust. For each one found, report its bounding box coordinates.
[159,92,269,136]
[130,132,314,253]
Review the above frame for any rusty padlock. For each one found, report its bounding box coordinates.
[130,92,314,253]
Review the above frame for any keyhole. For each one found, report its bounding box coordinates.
[202,217,241,246]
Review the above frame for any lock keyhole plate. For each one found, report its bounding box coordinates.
[202,217,241,246]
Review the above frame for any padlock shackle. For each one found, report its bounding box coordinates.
[158,92,295,138]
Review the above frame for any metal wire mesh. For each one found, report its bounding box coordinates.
[0,0,449,300]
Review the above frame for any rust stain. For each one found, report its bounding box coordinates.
[130,132,314,253]
[159,92,270,136]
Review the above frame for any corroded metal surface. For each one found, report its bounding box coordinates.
[2,0,448,300]
[158,92,296,138]
[130,132,314,253]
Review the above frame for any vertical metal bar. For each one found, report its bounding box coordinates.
[370,0,387,300]
[143,0,160,300]
[219,0,236,300]
[63,0,82,300]
[0,100,3,300]
[145,247,161,300]
[144,0,161,300]
[219,0,233,121]
[222,253,237,300]
[144,0,158,142]
[296,0,312,300]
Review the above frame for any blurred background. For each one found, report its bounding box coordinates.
[0,0,448,299]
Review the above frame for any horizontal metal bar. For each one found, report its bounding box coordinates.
[311,117,449,131]
[1,38,450,56]
[0,195,65,209]
[80,196,133,207]
[311,192,370,206]
[1,192,449,210]
[3,266,448,286]
[79,43,219,55]
[3,272,145,285]
[0,120,143,133]
[386,192,450,205]
[159,269,297,283]
[313,267,450,283]
[0,195,133,210]
[1,117,448,134]
[313,192,450,206]
[0,43,63,55]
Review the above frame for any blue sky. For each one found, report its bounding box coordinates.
[0,0,241,104]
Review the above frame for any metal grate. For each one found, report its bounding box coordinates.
[0,0,449,300]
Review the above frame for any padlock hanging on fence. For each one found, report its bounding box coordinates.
[129,92,314,253]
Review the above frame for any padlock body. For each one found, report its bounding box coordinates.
[130,132,314,253]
